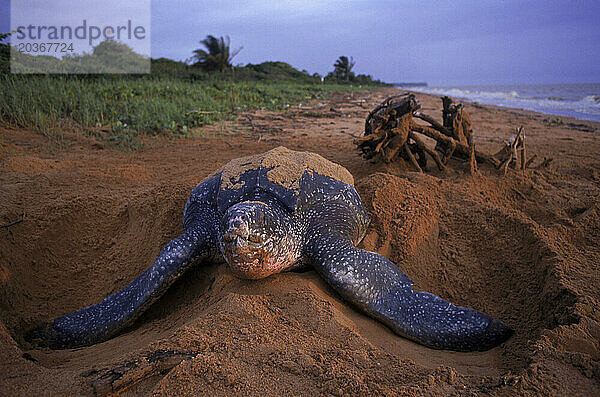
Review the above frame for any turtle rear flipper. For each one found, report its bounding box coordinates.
[26,225,217,349]
[305,231,513,352]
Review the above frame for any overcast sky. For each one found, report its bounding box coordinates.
[2,1,599,85]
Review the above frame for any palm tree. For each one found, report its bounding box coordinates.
[0,31,18,74]
[193,35,242,73]
[333,56,356,81]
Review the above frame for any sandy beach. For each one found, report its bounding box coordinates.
[1,88,599,395]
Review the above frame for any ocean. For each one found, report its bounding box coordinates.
[394,83,600,123]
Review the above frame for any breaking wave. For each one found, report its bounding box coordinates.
[396,84,600,122]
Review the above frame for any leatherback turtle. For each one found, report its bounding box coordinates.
[27,147,512,351]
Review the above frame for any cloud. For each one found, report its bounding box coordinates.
[5,0,598,84]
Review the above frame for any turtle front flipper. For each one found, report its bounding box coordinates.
[305,232,513,352]
[26,224,217,349]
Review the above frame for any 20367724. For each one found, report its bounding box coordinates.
[16,42,74,53]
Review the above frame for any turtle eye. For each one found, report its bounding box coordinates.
[248,234,262,243]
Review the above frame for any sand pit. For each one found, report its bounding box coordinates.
[1,89,599,395]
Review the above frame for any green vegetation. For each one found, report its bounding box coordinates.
[0,31,14,74]
[325,55,379,85]
[151,59,328,84]
[9,40,149,74]
[549,117,564,125]
[332,56,356,81]
[192,35,242,73]
[0,72,383,150]
[0,36,386,151]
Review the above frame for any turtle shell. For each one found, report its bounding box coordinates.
[212,146,362,215]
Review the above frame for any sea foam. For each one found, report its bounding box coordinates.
[396,84,600,123]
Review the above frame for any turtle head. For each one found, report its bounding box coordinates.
[219,201,295,279]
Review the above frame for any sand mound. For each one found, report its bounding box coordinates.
[0,170,589,395]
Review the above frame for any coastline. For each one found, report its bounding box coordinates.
[397,83,600,123]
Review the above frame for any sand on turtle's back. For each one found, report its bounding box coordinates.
[216,146,354,190]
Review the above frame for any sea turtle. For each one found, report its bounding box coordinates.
[27,147,512,351]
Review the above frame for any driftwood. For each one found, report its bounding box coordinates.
[497,127,524,174]
[494,126,550,173]
[525,154,538,168]
[86,350,199,396]
[442,96,473,146]
[355,94,498,172]
[1,214,25,229]
[0,218,23,229]
[536,157,553,169]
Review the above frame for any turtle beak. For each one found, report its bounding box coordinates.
[233,236,248,252]
[223,218,250,251]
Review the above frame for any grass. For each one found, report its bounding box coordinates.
[0,74,377,150]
